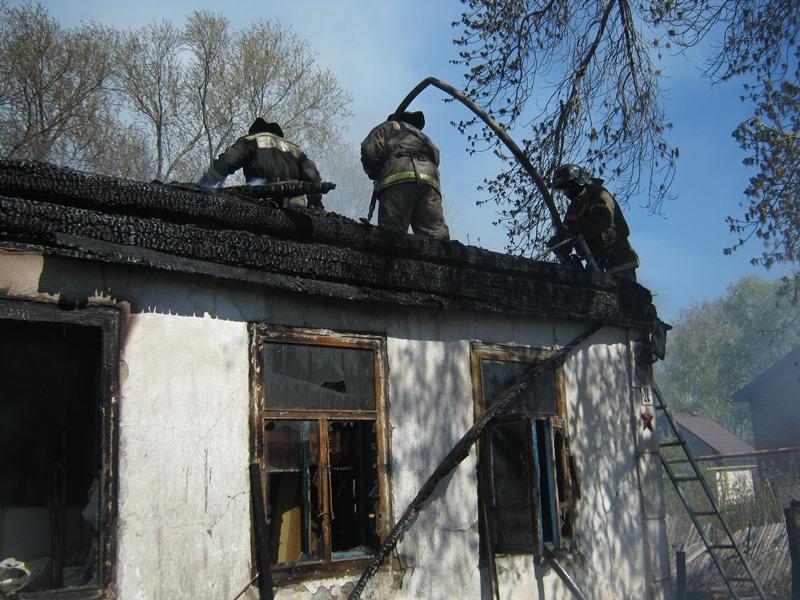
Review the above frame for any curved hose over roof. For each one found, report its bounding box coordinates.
[394,77,566,237]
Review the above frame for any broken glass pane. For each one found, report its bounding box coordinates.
[264,420,322,565]
[328,421,378,559]
[263,343,375,411]
[481,359,557,414]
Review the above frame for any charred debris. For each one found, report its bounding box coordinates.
[0,158,655,328]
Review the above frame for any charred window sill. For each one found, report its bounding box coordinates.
[270,556,378,586]
[494,546,576,567]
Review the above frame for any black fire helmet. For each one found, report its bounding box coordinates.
[249,117,284,138]
[552,164,593,189]
[388,110,425,131]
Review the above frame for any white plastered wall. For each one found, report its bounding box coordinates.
[116,312,252,600]
[0,250,669,600]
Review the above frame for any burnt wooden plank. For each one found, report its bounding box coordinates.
[0,158,623,290]
[0,195,652,325]
[249,463,275,600]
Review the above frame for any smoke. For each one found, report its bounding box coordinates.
[197,178,219,190]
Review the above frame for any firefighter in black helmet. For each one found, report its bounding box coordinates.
[360,111,450,240]
[550,164,639,281]
[198,117,324,209]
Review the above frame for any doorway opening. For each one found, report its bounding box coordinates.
[0,306,115,595]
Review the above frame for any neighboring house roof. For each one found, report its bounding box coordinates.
[0,159,657,327]
[672,413,754,455]
[732,344,800,403]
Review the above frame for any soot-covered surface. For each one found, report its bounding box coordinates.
[0,159,654,326]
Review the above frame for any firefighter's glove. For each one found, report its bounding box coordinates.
[548,234,572,262]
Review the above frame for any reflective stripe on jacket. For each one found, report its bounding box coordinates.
[376,171,441,192]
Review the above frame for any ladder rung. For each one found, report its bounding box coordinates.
[672,476,701,483]
[659,440,684,447]
[666,458,690,464]
[691,511,718,517]
[708,544,736,550]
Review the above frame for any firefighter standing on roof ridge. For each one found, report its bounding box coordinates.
[550,164,639,281]
[360,111,450,240]
[198,117,324,210]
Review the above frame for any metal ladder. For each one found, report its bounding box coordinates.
[652,382,766,599]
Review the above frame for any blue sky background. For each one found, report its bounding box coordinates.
[36,0,791,322]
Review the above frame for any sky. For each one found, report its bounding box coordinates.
[35,0,793,323]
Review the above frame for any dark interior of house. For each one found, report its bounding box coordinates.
[0,318,102,591]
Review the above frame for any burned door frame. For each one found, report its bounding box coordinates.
[470,342,578,562]
[248,324,392,584]
[0,296,120,599]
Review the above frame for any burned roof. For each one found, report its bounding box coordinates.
[0,159,655,327]
[672,413,754,455]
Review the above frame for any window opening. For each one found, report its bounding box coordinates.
[264,420,322,565]
[472,344,576,559]
[328,421,378,558]
[486,421,534,552]
[252,327,389,582]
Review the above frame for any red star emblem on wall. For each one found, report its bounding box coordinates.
[641,408,654,431]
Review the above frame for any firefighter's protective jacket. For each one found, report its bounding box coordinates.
[564,184,639,270]
[202,131,322,205]
[360,120,441,192]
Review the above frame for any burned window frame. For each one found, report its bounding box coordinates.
[249,324,391,584]
[0,296,120,600]
[470,342,578,560]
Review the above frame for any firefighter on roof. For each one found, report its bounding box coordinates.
[360,111,450,240]
[550,164,639,281]
[198,117,324,210]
